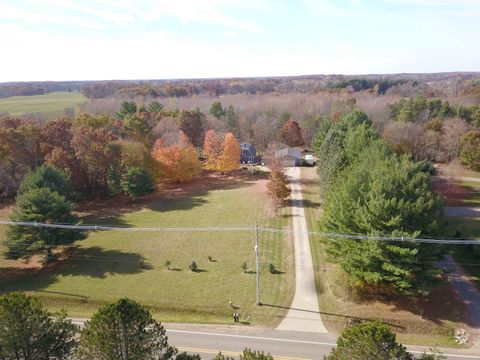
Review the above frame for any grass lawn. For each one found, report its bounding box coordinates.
[458,180,480,189]
[301,167,471,347]
[0,92,86,119]
[0,172,294,326]
[453,181,480,206]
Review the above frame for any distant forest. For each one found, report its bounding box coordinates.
[1,72,480,99]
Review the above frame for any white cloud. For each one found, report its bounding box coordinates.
[302,0,362,17]
[386,0,480,7]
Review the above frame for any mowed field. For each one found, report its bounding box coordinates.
[0,172,294,326]
[0,92,86,118]
[300,167,472,347]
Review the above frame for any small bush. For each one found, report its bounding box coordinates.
[241,262,248,273]
[189,261,198,272]
[208,255,213,262]
[267,263,276,274]
[121,167,155,198]
[176,352,202,360]
[164,260,171,270]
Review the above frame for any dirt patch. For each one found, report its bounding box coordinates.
[0,201,14,218]
[322,274,472,340]
[433,177,473,206]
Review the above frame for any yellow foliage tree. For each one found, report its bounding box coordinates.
[219,133,240,174]
[152,132,201,183]
[203,130,223,171]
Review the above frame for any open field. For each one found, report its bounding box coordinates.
[0,92,86,119]
[0,171,294,326]
[300,167,472,347]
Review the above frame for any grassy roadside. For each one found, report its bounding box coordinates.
[300,167,470,347]
[448,217,480,290]
[0,172,294,326]
[0,92,86,119]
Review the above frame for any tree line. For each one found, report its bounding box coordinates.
[383,96,480,171]
[0,292,273,360]
[0,292,444,360]
[313,110,444,296]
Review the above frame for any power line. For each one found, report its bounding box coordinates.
[1,220,480,245]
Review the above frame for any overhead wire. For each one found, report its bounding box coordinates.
[1,220,480,245]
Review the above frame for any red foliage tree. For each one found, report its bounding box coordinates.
[281,120,305,147]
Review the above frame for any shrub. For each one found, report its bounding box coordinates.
[189,261,198,272]
[267,263,276,274]
[121,167,155,198]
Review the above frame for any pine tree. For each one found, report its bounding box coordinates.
[0,292,78,359]
[78,298,176,360]
[325,321,413,360]
[5,187,83,260]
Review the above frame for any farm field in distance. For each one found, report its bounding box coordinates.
[0,171,294,326]
[300,167,472,347]
[0,91,86,119]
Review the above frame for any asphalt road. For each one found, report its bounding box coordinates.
[71,319,480,359]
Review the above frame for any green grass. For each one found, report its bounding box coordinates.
[0,92,86,119]
[300,167,469,348]
[0,177,294,326]
[458,180,480,189]
[454,181,480,206]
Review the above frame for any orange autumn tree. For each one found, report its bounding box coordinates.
[218,133,240,174]
[203,130,223,171]
[152,132,201,183]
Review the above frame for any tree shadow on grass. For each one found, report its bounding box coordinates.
[261,303,406,331]
[0,246,149,295]
[75,169,255,225]
[298,199,321,209]
[383,281,477,328]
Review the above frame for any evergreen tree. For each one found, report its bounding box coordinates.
[5,187,83,259]
[324,321,413,360]
[121,167,155,198]
[19,164,76,201]
[0,292,78,360]
[117,101,137,119]
[460,131,480,171]
[209,101,225,119]
[320,149,443,295]
[79,298,176,360]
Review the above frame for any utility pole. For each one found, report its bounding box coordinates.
[255,221,260,305]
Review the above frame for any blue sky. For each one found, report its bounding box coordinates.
[0,0,479,81]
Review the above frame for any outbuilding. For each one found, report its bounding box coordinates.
[275,148,302,167]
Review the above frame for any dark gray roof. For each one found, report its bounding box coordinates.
[240,143,256,153]
[275,148,302,159]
